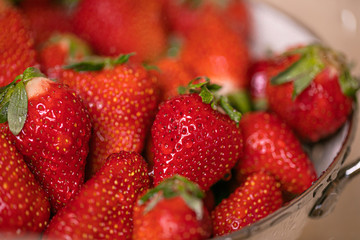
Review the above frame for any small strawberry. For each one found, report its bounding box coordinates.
[266,44,358,142]
[0,133,50,238]
[133,175,212,240]
[180,6,249,93]
[20,0,74,45]
[59,54,159,177]
[0,4,38,87]
[37,33,93,78]
[151,78,243,191]
[0,67,92,213]
[72,0,168,62]
[44,151,150,240]
[248,59,271,110]
[211,172,283,236]
[235,112,317,194]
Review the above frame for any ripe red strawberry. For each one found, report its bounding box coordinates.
[180,6,249,93]
[19,0,74,45]
[37,33,93,78]
[266,44,357,142]
[0,4,38,87]
[0,133,50,238]
[44,151,150,240]
[0,67,92,213]
[58,54,159,177]
[133,175,212,240]
[73,0,168,62]
[235,112,317,194]
[153,57,195,100]
[211,172,283,236]
[151,79,243,191]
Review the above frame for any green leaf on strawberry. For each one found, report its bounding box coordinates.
[139,175,205,220]
[271,44,359,99]
[0,67,45,135]
[64,53,136,72]
[178,76,242,124]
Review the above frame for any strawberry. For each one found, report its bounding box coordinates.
[153,57,195,100]
[211,172,283,236]
[235,112,317,194]
[19,0,74,45]
[180,6,249,93]
[58,54,159,177]
[37,33,93,78]
[0,67,92,213]
[0,3,38,87]
[151,78,243,191]
[0,133,50,238]
[133,175,212,240]
[44,151,150,240]
[72,0,168,63]
[266,44,358,142]
[248,59,271,110]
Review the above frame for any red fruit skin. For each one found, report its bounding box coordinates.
[154,57,195,100]
[2,78,92,213]
[211,172,283,236]
[236,112,317,194]
[59,64,159,177]
[267,58,354,142]
[44,151,150,240]
[0,7,37,87]
[180,7,249,92]
[73,0,168,62]
[151,94,243,191]
[0,133,50,237]
[162,0,250,39]
[20,0,74,45]
[248,59,271,110]
[133,196,212,240]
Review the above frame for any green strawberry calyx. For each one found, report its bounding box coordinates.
[0,67,46,135]
[138,175,205,220]
[63,53,135,72]
[178,76,242,124]
[271,43,359,99]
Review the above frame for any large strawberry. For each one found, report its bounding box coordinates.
[211,172,283,236]
[58,54,159,177]
[0,67,92,213]
[133,175,212,240]
[0,3,38,87]
[266,44,358,142]
[151,78,243,191]
[0,132,50,238]
[44,151,150,240]
[180,6,249,93]
[235,111,317,194]
[72,0,168,63]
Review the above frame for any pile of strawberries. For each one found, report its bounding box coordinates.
[0,0,358,239]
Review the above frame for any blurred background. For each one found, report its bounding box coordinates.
[254,0,360,239]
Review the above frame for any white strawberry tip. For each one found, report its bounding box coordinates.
[25,77,52,100]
